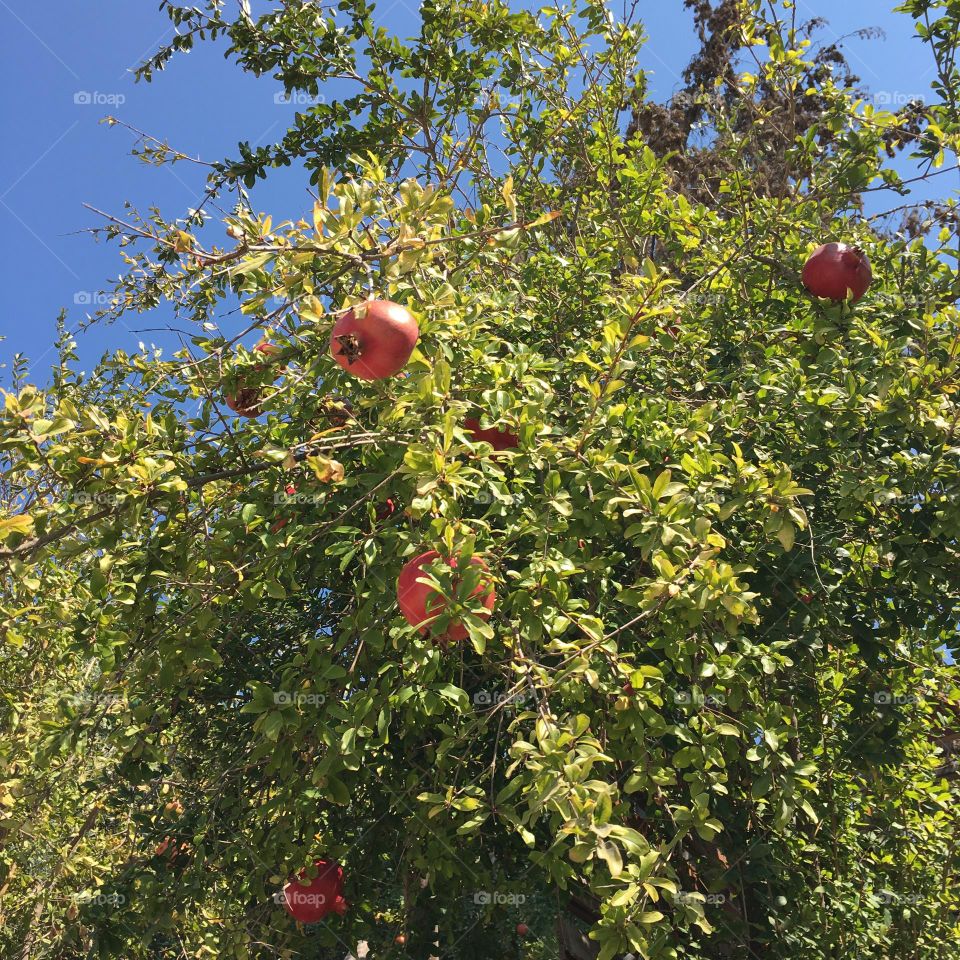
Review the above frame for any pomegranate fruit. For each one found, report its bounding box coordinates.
[376,498,397,522]
[329,300,419,381]
[321,395,356,427]
[283,860,348,923]
[154,836,191,867]
[253,341,284,363]
[516,923,529,937]
[801,243,872,302]
[225,341,285,417]
[397,550,496,643]
[464,417,519,452]
[225,386,263,418]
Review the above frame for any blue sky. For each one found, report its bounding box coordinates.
[0,0,952,374]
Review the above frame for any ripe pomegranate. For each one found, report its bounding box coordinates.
[394,934,407,946]
[622,683,635,697]
[464,417,519,452]
[801,243,872,302]
[516,923,529,937]
[283,860,348,923]
[397,550,496,643]
[329,300,419,380]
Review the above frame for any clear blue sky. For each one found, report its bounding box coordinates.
[0,0,950,375]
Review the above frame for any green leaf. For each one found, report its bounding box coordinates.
[596,840,623,878]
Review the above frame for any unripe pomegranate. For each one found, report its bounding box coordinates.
[329,300,419,380]
[321,395,356,427]
[225,341,285,417]
[464,417,519,452]
[801,243,872,302]
[283,860,348,923]
[397,550,496,643]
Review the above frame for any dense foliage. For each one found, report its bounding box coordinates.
[2,1,959,958]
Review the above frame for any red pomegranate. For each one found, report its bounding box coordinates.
[397,550,496,643]
[329,300,419,381]
[464,417,519,452]
[801,243,872,302]
[516,922,529,937]
[283,860,348,923]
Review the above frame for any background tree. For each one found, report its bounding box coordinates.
[1,1,959,959]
